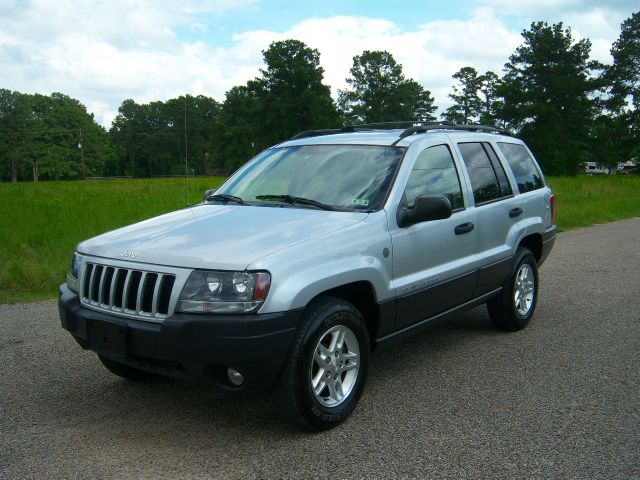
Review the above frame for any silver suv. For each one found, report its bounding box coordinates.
[59,122,557,430]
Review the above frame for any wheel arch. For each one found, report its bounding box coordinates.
[307,281,381,351]
[518,232,543,263]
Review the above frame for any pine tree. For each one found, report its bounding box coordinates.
[497,22,600,175]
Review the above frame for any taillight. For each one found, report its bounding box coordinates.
[549,194,555,225]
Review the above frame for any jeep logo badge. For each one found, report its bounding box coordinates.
[120,248,137,259]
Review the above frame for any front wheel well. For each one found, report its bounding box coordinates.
[312,281,379,350]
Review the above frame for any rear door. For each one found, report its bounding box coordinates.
[455,141,520,296]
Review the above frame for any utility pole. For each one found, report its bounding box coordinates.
[184,96,190,206]
[78,129,85,178]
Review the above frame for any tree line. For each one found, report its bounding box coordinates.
[1,12,638,181]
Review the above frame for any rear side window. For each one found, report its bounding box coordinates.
[497,142,545,193]
[484,143,512,196]
[458,142,504,205]
[404,144,464,210]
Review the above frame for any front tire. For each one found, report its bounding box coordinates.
[272,297,370,431]
[487,247,539,331]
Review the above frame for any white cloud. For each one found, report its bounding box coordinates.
[230,9,522,114]
[564,9,628,63]
[480,0,631,63]
[0,0,633,127]
[0,0,262,126]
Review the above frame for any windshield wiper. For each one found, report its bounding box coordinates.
[207,193,246,205]
[255,194,335,211]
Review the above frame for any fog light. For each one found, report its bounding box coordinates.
[227,368,244,386]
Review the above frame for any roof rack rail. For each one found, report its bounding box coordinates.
[289,120,443,140]
[395,122,511,144]
[289,126,374,141]
[289,121,512,143]
[353,120,444,129]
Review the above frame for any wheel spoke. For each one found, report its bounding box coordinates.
[315,346,328,365]
[313,378,326,396]
[311,365,326,388]
[335,379,344,400]
[335,329,346,351]
[342,351,357,360]
[525,280,535,294]
[341,361,358,373]
[327,379,343,402]
[328,330,339,353]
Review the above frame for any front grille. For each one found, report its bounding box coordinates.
[81,263,176,320]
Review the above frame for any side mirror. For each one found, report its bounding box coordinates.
[397,195,452,228]
[204,188,216,200]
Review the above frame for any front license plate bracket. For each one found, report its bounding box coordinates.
[87,318,127,357]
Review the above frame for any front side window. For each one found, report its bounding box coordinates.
[497,142,545,193]
[404,144,464,210]
[217,145,405,211]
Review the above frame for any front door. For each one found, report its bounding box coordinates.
[390,143,477,331]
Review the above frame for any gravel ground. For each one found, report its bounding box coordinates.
[1,218,639,479]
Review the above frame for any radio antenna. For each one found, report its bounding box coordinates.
[184,95,190,206]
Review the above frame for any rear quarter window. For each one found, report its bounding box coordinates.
[497,142,545,193]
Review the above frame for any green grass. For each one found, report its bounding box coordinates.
[546,175,640,231]
[0,177,224,304]
[1,175,638,304]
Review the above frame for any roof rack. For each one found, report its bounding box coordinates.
[289,121,512,143]
[352,121,444,129]
[394,122,511,144]
[289,126,373,140]
[290,121,444,140]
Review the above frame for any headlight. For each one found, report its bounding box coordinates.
[67,253,80,293]
[177,270,271,314]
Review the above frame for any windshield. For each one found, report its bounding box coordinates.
[217,145,405,211]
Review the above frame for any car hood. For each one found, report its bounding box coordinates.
[77,204,368,270]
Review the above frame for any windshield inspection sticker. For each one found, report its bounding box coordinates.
[352,198,370,207]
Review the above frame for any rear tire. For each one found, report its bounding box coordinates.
[487,247,539,331]
[98,354,156,381]
[272,297,370,431]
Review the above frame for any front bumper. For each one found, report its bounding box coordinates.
[58,284,300,391]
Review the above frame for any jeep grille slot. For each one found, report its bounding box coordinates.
[81,263,175,320]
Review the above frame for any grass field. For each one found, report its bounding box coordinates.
[1,175,639,304]
[0,177,225,304]
[546,176,640,231]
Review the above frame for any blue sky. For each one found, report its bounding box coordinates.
[176,0,481,45]
[0,0,636,127]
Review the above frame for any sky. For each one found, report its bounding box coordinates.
[0,0,636,128]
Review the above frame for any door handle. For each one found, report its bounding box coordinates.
[509,207,523,218]
[454,222,474,235]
